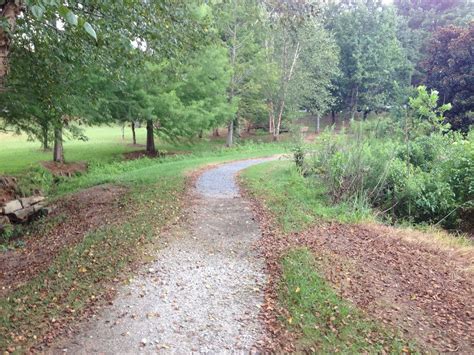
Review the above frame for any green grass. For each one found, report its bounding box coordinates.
[281,248,416,353]
[241,160,373,233]
[0,141,286,351]
[0,125,291,175]
[0,126,145,174]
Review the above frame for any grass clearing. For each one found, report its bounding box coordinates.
[0,126,146,174]
[241,160,373,233]
[0,126,288,175]
[280,248,416,353]
[0,141,286,351]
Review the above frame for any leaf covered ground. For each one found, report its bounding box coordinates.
[241,161,473,353]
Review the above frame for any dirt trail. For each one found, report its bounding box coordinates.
[49,158,274,354]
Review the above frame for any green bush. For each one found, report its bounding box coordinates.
[306,120,473,230]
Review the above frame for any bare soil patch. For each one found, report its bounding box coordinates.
[0,184,127,296]
[243,188,474,353]
[41,161,88,177]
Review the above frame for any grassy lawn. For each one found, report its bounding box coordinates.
[0,141,287,351]
[241,160,373,233]
[0,126,249,175]
[0,126,145,174]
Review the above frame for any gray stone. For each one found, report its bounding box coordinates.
[38,206,53,216]
[2,199,22,214]
[33,203,45,213]
[20,196,45,208]
[9,206,35,222]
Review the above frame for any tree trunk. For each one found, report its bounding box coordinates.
[331,110,336,125]
[273,99,285,141]
[53,126,64,163]
[226,120,233,147]
[350,85,359,120]
[213,128,219,137]
[0,1,20,91]
[131,121,137,145]
[363,110,369,120]
[198,130,203,139]
[146,119,156,154]
[41,124,49,151]
[268,100,274,134]
[316,114,320,134]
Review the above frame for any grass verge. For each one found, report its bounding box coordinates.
[280,248,416,353]
[241,160,373,233]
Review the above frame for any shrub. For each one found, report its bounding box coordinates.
[305,120,473,230]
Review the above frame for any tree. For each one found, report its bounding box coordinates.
[215,0,264,146]
[1,1,212,161]
[288,21,340,133]
[262,0,319,141]
[422,23,473,131]
[0,26,106,161]
[394,0,473,84]
[125,45,234,155]
[0,0,99,90]
[327,0,411,118]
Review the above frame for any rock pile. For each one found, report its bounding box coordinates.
[1,195,49,231]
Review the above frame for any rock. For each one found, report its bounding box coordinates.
[9,206,35,222]
[20,196,45,208]
[2,200,22,214]
[33,203,45,213]
[38,206,53,216]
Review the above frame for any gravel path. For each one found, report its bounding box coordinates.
[49,158,274,354]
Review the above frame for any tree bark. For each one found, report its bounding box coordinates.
[53,126,64,163]
[226,16,238,147]
[226,119,233,147]
[0,1,21,91]
[213,128,219,137]
[146,119,156,154]
[316,114,320,134]
[131,121,137,145]
[198,129,203,139]
[331,110,336,125]
[41,124,49,151]
[268,100,274,134]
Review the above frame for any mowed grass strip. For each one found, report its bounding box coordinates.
[280,248,416,353]
[241,160,373,233]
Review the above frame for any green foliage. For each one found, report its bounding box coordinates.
[279,248,415,352]
[327,0,412,116]
[303,118,473,229]
[409,85,452,131]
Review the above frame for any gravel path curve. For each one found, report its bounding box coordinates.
[49,157,275,354]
